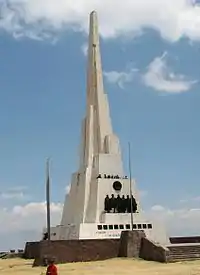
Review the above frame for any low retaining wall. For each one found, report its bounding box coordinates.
[140,237,170,263]
[33,239,120,266]
[24,242,40,259]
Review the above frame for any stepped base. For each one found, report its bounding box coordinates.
[168,243,200,262]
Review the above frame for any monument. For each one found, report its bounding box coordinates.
[42,11,169,246]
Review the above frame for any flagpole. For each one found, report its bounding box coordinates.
[128,142,134,231]
[46,158,51,242]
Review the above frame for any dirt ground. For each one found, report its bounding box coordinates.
[1,258,200,275]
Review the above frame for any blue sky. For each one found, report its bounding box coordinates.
[0,0,200,250]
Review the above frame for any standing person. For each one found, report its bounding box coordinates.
[104,195,110,213]
[110,194,116,213]
[46,258,58,275]
[126,195,131,213]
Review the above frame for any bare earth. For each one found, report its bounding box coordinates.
[1,258,200,275]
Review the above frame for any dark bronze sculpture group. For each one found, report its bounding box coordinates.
[104,194,137,213]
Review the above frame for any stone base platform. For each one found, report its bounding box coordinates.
[24,231,172,266]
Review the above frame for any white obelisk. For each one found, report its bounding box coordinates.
[44,11,170,246]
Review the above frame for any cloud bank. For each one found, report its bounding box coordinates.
[1,0,200,42]
[1,198,200,250]
[0,202,62,250]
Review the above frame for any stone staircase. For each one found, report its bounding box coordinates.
[168,243,200,262]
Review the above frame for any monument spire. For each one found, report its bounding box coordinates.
[86,10,104,107]
[81,11,118,168]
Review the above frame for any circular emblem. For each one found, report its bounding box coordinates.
[113,181,122,191]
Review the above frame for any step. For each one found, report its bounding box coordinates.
[169,247,200,251]
[171,253,200,257]
[167,244,200,262]
[169,256,200,262]
[168,246,200,253]
[170,258,200,262]
[169,247,200,250]
[170,251,200,255]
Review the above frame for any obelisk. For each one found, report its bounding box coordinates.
[43,11,169,247]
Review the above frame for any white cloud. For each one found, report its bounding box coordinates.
[1,198,200,249]
[6,186,28,192]
[104,68,138,89]
[1,1,200,42]
[0,202,63,250]
[180,195,200,204]
[65,185,70,194]
[81,43,88,56]
[0,202,63,234]
[147,204,200,236]
[0,186,29,200]
[142,52,197,93]
[1,192,24,200]
[104,53,196,93]
[151,205,165,211]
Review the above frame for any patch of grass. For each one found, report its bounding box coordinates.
[0,258,200,275]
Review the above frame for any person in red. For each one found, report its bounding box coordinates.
[46,258,58,275]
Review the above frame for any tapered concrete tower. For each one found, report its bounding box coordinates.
[44,11,169,245]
